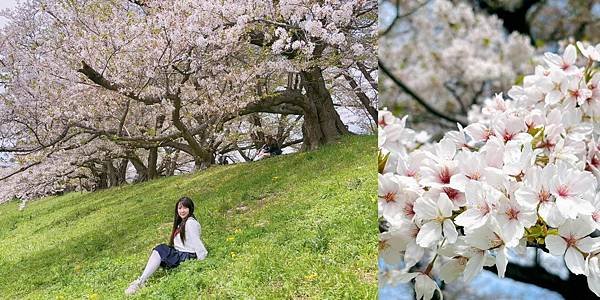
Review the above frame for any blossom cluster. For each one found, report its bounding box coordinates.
[378,43,600,298]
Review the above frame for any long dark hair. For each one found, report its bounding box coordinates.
[169,197,196,246]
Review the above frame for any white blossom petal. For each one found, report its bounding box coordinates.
[577,236,600,253]
[496,246,508,278]
[415,274,439,300]
[564,44,577,65]
[455,209,488,229]
[395,272,418,283]
[416,221,442,248]
[438,193,454,217]
[440,258,466,283]
[545,235,567,255]
[405,241,424,268]
[443,219,458,244]
[414,197,438,220]
[463,252,485,282]
[565,246,586,275]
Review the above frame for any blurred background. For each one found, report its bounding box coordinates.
[378,0,600,299]
[379,0,600,136]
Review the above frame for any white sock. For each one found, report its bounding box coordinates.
[139,250,161,283]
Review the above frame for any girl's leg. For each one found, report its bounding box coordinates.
[126,249,163,295]
[139,250,162,283]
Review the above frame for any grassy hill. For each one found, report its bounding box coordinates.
[0,135,377,299]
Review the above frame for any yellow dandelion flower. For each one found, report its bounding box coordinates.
[304,273,318,281]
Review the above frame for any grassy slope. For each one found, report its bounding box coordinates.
[0,135,377,299]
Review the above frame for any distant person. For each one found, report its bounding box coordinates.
[254,136,282,161]
[125,197,207,295]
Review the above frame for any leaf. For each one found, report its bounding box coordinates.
[535,39,546,48]
[514,74,525,85]
[378,151,390,174]
[482,38,490,47]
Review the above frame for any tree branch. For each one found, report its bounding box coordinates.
[0,161,41,181]
[378,59,467,126]
[485,261,596,299]
[381,0,431,36]
[232,90,307,121]
[0,125,71,154]
[77,61,162,105]
[343,73,378,122]
[357,62,378,90]
[443,81,468,115]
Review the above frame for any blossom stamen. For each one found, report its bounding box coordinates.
[438,166,451,184]
[502,130,515,142]
[477,202,491,215]
[403,202,415,218]
[466,172,481,180]
[443,187,460,201]
[538,189,551,203]
[557,185,570,198]
[593,211,600,222]
[383,192,397,203]
[506,207,520,220]
[565,235,578,248]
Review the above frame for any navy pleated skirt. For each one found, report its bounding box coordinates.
[153,244,197,268]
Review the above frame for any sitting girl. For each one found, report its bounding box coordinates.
[125,197,208,295]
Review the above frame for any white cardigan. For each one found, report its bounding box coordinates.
[173,217,208,260]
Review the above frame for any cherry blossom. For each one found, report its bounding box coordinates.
[545,218,600,275]
[586,252,600,297]
[577,41,600,62]
[544,44,579,75]
[514,164,565,227]
[493,198,536,247]
[414,193,458,247]
[462,225,510,278]
[454,181,502,229]
[380,0,534,120]
[378,173,419,221]
[394,272,441,300]
[549,162,596,219]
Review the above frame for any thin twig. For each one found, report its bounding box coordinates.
[379,59,467,126]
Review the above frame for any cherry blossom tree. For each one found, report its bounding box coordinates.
[0,0,376,203]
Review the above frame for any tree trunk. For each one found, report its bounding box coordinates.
[104,160,119,188]
[171,95,214,170]
[166,150,179,176]
[117,158,128,185]
[128,154,148,182]
[147,147,158,180]
[300,67,349,150]
[194,152,214,170]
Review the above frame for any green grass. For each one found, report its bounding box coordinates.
[0,135,377,299]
